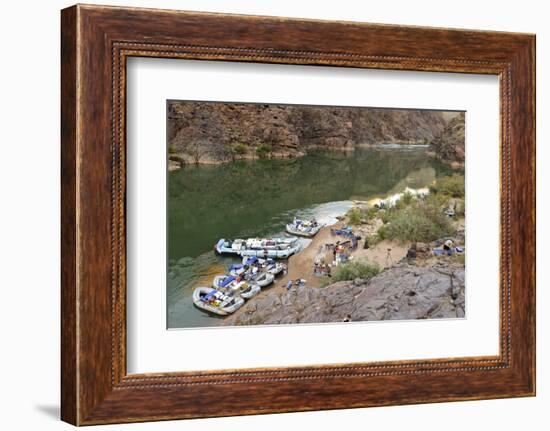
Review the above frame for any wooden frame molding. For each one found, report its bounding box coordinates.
[61,4,535,425]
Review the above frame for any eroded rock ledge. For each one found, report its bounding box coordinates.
[223,261,465,326]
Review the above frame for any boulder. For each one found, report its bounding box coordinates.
[406,242,430,259]
[223,261,465,326]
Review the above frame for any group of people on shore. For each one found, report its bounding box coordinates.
[313,260,332,276]
[311,227,363,276]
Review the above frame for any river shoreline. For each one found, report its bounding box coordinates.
[223,215,410,324]
[222,203,466,326]
[167,148,462,329]
[168,142,440,171]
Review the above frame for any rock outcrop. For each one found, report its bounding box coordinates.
[168,101,450,164]
[223,261,465,326]
[430,112,465,164]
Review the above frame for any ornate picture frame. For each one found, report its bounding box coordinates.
[61,4,535,425]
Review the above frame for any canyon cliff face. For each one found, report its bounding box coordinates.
[430,112,465,165]
[167,101,451,165]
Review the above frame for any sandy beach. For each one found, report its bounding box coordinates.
[227,220,409,323]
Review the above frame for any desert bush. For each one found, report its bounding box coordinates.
[256,143,272,158]
[331,260,381,282]
[379,208,393,224]
[379,194,416,221]
[400,190,415,206]
[454,198,466,217]
[377,201,453,243]
[231,143,248,156]
[365,233,382,246]
[362,206,379,221]
[321,260,380,287]
[346,207,362,225]
[424,192,448,208]
[430,174,465,198]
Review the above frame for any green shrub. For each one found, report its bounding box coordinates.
[346,207,362,225]
[379,208,392,224]
[321,260,380,286]
[400,190,415,206]
[231,143,248,156]
[256,143,272,158]
[424,192,448,208]
[377,201,453,243]
[363,206,379,221]
[392,199,407,211]
[365,233,382,246]
[430,174,465,198]
[168,145,178,154]
[332,260,380,282]
[455,198,466,217]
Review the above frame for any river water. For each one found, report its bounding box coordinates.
[167,147,456,329]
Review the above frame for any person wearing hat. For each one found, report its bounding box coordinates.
[443,239,454,251]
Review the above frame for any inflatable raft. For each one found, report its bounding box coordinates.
[240,246,298,258]
[228,263,246,277]
[286,218,324,237]
[265,260,286,276]
[242,256,286,276]
[248,271,275,288]
[192,287,244,316]
[215,237,299,258]
[212,275,261,299]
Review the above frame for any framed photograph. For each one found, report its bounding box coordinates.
[61,4,536,425]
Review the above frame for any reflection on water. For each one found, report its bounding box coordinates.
[168,147,455,328]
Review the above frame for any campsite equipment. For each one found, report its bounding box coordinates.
[331,226,356,238]
[433,246,465,256]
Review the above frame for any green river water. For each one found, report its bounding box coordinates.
[167,147,456,329]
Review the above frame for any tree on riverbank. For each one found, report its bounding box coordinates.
[185,139,209,164]
[230,142,248,160]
